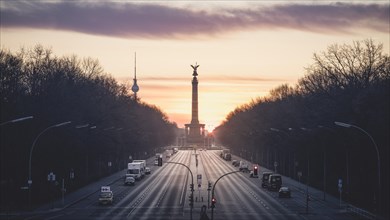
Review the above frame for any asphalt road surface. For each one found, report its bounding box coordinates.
[4,150,366,220]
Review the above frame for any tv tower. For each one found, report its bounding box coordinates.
[131,52,139,100]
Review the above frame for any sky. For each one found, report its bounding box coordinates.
[1,0,389,131]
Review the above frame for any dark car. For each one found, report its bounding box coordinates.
[267,174,282,191]
[278,186,291,198]
[261,172,273,188]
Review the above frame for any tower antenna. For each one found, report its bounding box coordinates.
[131,52,139,100]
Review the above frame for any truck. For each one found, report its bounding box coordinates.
[127,162,143,180]
[132,160,146,178]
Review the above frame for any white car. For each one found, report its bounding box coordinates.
[99,186,114,205]
[145,167,151,174]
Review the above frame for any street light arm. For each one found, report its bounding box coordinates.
[334,121,351,128]
[165,161,194,220]
[211,170,241,220]
[334,121,380,164]
[0,116,34,126]
[211,170,241,195]
[334,121,381,211]
[270,127,290,136]
[349,125,380,171]
[28,121,72,182]
[165,161,194,184]
[351,125,381,184]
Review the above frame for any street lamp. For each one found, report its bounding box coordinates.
[269,128,293,176]
[334,121,381,212]
[28,121,71,209]
[75,124,89,129]
[0,116,33,126]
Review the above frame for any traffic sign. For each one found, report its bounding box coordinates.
[47,172,56,182]
[197,174,202,187]
[338,178,342,191]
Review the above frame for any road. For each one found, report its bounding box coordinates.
[4,150,364,220]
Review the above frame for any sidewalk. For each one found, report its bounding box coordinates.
[1,155,160,217]
[35,169,125,212]
[35,155,159,212]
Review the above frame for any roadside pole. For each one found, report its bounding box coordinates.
[211,170,241,220]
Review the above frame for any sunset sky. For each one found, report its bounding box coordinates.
[1,1,389,130]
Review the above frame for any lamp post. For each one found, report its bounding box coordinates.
[211,170,241,220]
[269,128,292,176]
[28,121,71,209]
[166,162,194,220]
[0,116,33,126]
[298,127,311,214]
[334,121,381,212]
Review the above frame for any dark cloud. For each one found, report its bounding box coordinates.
[1,1,388,38]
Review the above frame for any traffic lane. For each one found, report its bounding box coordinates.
[122,151,191,219]
[216,152,361,220]
[45,170,157,219]
[50,154,172,220]
[127,163,189,219]
[203,150,302,220]
[14,152,185,220]
[213,173,299,220]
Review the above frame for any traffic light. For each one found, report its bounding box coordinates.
[254,166,258,176]
[188,194,193,207]
[211,197,216,208]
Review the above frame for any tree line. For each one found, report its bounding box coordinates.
[0,45,177,210]
[214,39,389,216]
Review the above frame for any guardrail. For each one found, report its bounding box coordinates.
[346,205,378,220]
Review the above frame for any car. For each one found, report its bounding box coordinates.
[261,172,273,188]
[278,186,291,198]
[267,174,282,191]
[99,186,114,205]
[124,174,135,185]
[154,160,158,166]
[232,160,238,166]
[145,167,151,174]
[166,154,171,158]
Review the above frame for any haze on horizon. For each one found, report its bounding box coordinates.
[1,0,389,130]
